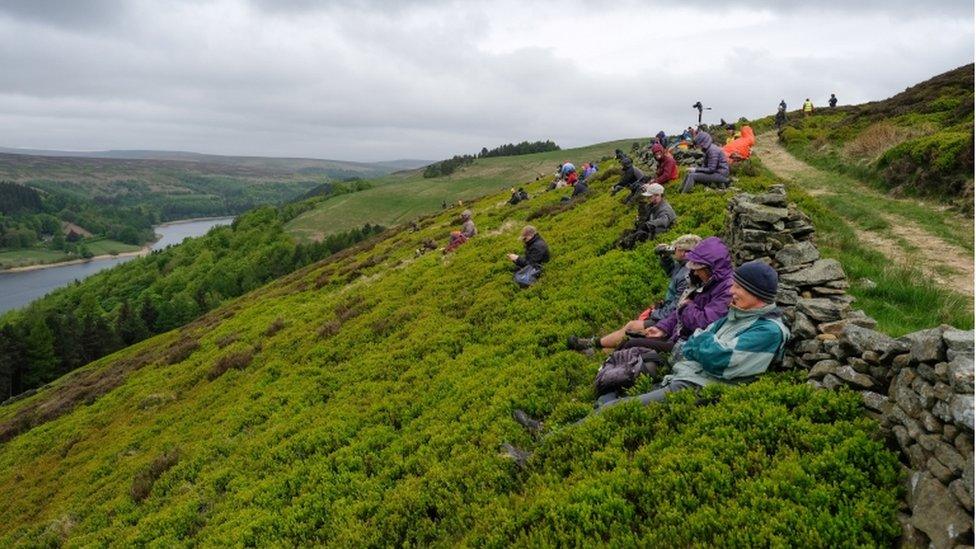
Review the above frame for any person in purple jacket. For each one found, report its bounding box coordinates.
[679,131,731,193]
[616,236,733,359]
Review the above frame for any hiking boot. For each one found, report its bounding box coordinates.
[513,409,543,436]
[499,442,531,469]
[567,336,596,351]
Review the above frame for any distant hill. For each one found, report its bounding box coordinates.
[285,137,640,242]
[770,63,974,207]
[0,147,401,180]
[369,158,434,171]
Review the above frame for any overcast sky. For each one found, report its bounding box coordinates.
[0,0,972,162]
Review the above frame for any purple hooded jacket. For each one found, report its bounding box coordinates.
[693,131,730,177]
[655,236,733,342]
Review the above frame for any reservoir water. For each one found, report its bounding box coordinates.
[0,217,234,315]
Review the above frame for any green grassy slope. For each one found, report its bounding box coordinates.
[0,161,902,545]
[284,139,640,242]
[762,64,974,208]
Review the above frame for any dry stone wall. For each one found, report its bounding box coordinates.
[727,185,974,548]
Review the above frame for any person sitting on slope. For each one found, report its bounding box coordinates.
[679,131,731,193]
[507,260,788,455]
[610,156,645,204]
[650,143,678,185]
[722,125,756,163]
[593,261,788,408]
[568,236,733,371]
[460,210,477,238]
[568,234,701,352]
[617,183,676,250]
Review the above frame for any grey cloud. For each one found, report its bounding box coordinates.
[0,0,129,29]
[0,1,970,161]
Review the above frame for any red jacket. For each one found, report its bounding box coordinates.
[652,144,678,184]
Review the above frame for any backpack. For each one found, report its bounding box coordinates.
[514,264,541,287]
[594,347,651,395]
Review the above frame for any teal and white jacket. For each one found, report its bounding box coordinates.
[663,303,790,387]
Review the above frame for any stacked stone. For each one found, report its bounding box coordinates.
[873,326,973,548]
[672,148,703,166]
[727,185,876,374]
[726,186,975,548]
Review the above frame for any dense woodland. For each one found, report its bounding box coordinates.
[0,170,330,256]
[424,140,560,178]
[0,203,384,398]
[0,181,155,250]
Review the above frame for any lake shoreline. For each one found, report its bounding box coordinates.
[0,246,152,274]
[0,216,236,274]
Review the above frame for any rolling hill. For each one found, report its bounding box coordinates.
[771,63,974,207]
[1,67,973,545]
[284,138,640,242]
[0,147,409,179]
[0,155,906,545]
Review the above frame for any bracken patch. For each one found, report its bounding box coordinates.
[207,349,255,381]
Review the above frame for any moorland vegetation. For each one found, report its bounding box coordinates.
[0,156,906,546]
[0,201,383,398]
[772,64,974,210]
[0,68,972,545]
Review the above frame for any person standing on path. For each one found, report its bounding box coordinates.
[803,98,814,117]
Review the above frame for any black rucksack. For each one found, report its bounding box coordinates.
[594,347,654,395]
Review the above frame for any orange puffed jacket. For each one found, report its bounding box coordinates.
[722,125,755,161]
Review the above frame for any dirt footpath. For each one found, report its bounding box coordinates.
[753,132,974,297]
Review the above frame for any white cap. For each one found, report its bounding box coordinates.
[641,183,665,196]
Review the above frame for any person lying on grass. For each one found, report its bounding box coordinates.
[504,261,790,465]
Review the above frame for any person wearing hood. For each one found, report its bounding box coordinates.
[596,261,789,407]
[568,234,702,352]
[829,94,838,109]
[618,184,676,250]
[680,131,731,193]
[611,156,646,204]
[618,235,733,350]
[460,210,477,238]
[723,125,756,163]
[651,143,678,185]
